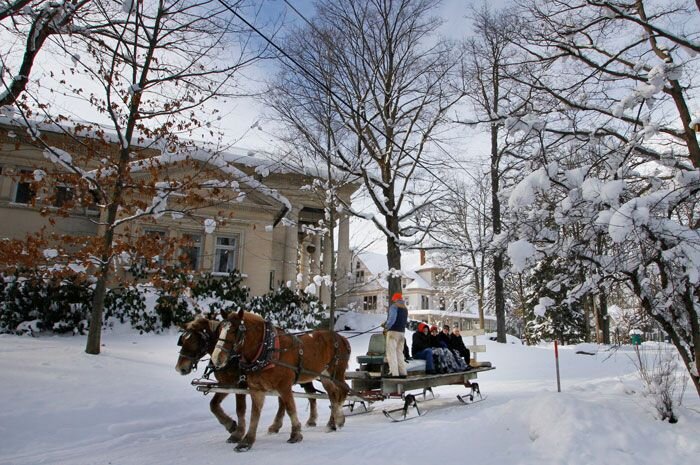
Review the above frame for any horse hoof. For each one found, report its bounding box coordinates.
[326,425,337,432]
[226,435,240,444]
[267,427,281,434]
[306,421,317,428]
[235,443,252,452]
[287,434,303,444]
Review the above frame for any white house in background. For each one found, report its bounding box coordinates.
[348,249,496,331]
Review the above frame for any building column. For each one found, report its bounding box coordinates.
[320,230,332,305]
[335,213,351,308]
[282,210,299,286]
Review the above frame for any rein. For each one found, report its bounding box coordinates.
[336,325,384,339]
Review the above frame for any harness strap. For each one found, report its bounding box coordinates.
[239,321,278,373]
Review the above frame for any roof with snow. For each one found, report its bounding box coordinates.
[354,251,443,292]
[0,114,358,182]
[414,261,441,271]
[356,251,389,276]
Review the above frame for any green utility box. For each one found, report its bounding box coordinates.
[630,334,642,345]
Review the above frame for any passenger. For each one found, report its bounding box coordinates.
[383,292,408,379]
[429,325,445,348]
[411,323,436,374]
[450,327,471,366]
[438,324,451,349]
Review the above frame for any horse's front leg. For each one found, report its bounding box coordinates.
[228,393,246,443]
[280,387,303,443]
[306,398,318,428]
[321,379,347,431]
[209,393,238,440]
[267,397,286,434]
[301,382,318,427]
[235,390,265,452]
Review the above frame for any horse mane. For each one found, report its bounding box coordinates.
[185,315,215,334]
[238,311,264,324]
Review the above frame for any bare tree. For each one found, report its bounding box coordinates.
[455,5,536,342]
[429,170,491,327]
[1,0,91,107]
[1,0,268,354]
[272,0,465,299]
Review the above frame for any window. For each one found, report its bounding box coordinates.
[180,233,202,270]
[53,185,74,208]
[363,295,377,311]
[214,235,238,273]
[143,229,167,266]
[421,295,429,310]
[439,297,445,311]
[13,171,35,204]
[355,270,365,283]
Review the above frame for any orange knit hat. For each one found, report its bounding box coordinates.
[391,292,403,302]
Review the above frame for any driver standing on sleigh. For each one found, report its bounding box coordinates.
[383,292,408,379]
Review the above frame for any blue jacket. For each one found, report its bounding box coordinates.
[385,300,408,332]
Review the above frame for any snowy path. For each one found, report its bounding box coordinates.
[0,325,698,465]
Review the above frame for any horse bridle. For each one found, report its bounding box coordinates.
[215,320,247,360]
[177,330,210,370]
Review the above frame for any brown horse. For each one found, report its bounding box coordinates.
[174,315,320,443]
[211,310,351,451]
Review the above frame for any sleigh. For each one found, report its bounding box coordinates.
[344,331,495,420]
[193,329,494,422]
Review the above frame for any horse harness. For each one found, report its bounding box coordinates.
[219,319,350,385]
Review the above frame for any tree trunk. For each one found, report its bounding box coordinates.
[598,291,610,344]
[490,122,506,342]
[85,264,110,354]
[85,223,116,354]
[384,202,403,299]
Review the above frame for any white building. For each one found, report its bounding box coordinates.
[347,250,496,331]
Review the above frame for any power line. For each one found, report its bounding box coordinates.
[218,0,469,205]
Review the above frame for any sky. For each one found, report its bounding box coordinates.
[209,0,497,153]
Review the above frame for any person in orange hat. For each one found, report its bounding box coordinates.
[383,292,408,378]
[411,322,436,374]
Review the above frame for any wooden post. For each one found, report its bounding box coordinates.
[554,340,561,392]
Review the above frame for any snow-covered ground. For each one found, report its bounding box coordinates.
[0,312,698,465]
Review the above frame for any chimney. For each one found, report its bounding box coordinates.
[419,249,426,266]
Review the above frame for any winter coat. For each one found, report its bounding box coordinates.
[450,334,470,361]
[412,330,432,357]
[437,331,451,349]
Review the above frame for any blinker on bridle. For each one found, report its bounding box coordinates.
[177,330,210,367]
[216,320,247,359]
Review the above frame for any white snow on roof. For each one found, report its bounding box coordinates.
[356,251,389,276]
[0,116,355,182]
[408,309,495,320]
[415,261,441,271]
[403,270,430,290]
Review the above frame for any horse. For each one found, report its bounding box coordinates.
[174,315,320,443]
[211,309,351,451]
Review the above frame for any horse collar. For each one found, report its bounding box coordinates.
[239,321,279,373]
